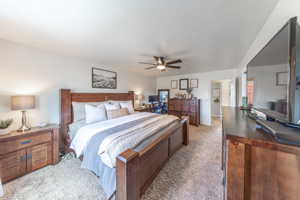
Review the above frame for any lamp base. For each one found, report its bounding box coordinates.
[17,125,31,132]
[17,110,31,132]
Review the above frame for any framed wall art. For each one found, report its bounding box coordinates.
[171,80,178,89]
[179,79,189,90]
[276,71,288,86]
[190,79,198,88]
[92,67,117,89]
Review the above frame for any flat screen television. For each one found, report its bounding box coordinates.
[247,17,300,125]
[148,95,158,103]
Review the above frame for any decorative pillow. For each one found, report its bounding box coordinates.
[106,108,129,120]
[85,104,107,124]
[72,101,106,122]
[120,101,134,113]
[105,103,120,111]
[107,101,122,109]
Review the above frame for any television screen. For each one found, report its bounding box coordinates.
[247,17,300,124]
[148,95,158,102]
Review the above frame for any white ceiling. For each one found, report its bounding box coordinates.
[0,0,279,76]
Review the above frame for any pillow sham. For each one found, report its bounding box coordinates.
[85,104,107,124]
[105,103,120,111]
[120,101,134,113]
[72,101,106,122]
[106,108,129,120]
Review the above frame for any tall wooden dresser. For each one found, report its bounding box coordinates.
[0,125,59,183]
[168,98,200,126]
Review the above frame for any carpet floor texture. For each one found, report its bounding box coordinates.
[1,120,223,200]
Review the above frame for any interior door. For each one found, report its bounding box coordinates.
[158,89,170,113]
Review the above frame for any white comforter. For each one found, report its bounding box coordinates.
[70,112,157,157]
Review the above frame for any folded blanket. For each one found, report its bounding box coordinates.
[98,115,179,168]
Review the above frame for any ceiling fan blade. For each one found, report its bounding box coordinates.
[138,62,156,65]
[166,59,182,65]
[145,66,157,70]
[166,65,181,69]
[153,56,159,60]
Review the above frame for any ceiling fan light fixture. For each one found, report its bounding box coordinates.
[157,64,166,70]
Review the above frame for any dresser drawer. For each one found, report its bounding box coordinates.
[0,132,52,155]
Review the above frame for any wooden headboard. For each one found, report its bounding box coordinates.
[60,89,134,151]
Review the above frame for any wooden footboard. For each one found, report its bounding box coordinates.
[116,116,189,200]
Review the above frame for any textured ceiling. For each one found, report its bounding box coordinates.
[0,0,279,76]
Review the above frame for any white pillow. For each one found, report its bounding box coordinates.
[120,101,134,113]
[85,104,107,124]
[72,101,106,122]
[105,103,120,111]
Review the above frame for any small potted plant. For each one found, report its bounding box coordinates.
[0,119,13,135]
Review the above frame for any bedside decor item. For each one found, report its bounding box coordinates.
[190,79,198,88]
[0,119,13,135]
[92,67,117,89]
[179,78,189,90]
[11,95,35,132]
[171,80,178,89]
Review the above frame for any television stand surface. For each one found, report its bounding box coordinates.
[256,119,300,146]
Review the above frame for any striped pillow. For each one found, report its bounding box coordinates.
[107,108,129,120]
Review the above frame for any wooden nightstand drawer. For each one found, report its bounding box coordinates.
[0,132,51,155]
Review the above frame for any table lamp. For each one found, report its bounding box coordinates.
[11,95,35,132]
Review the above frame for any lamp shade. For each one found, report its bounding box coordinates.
[11,96,35,110]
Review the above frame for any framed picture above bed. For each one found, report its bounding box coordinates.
[179,79,189,90]
[92,67,117,89]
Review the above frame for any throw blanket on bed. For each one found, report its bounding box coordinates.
[70,112,159,157]
[98,114,179,168]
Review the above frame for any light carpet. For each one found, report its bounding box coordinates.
[1,120,223,200]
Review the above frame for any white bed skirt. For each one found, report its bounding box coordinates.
[0,178,3,197]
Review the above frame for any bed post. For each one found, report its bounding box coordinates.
[128,91,134,108]
[182,116,190,145]
[60,89,72,153]
[116,149,140,200]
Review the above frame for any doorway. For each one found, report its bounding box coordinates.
[158,89,170,114]
[211,80,233,118]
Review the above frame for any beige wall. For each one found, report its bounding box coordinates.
[0,39,156,130]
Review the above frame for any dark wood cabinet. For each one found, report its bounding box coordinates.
[0,125,59,183]
[168,98,200,126]
[222,107,300,200]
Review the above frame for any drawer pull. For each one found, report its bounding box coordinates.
[20,155,27,161]
[20,140,32,145]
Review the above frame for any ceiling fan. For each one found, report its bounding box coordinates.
[138,56,182,71]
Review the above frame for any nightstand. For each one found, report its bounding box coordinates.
[0,125,59,183]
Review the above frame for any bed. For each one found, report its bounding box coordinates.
[60,89,189,200]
